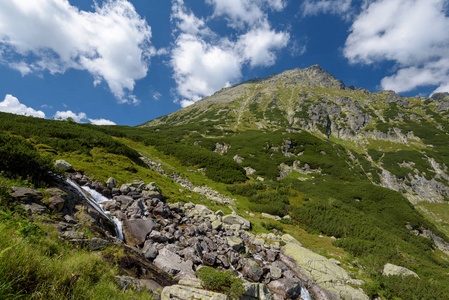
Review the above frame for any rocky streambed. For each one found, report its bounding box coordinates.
[62,172,369,300]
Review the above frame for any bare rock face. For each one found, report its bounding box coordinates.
[122,218,156,247]
[154,247,195,281]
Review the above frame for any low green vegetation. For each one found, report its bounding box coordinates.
[195,266,244,298]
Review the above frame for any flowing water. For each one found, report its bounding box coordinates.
[66,179,123,240]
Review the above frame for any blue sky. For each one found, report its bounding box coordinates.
[1,0,448,126]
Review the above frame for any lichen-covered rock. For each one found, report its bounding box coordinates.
[54,159,72,171]
[226,236,244,251]
[282,242,369,300]
[383,263,419,278]
[267,278,302,299]
[106,177,116,189]
[242,282,272,300]
[222,212,251,230]
[154,248,195,280]
[161,285,228,300]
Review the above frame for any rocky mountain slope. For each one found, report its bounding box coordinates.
[2,65,449,299]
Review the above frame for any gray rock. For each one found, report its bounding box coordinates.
[10,187,43,201]
[119,184,130,194]
[383,263,419,278]
[161,285,227,300]
[106,177,117,189]
[60,230,85,240]
[242,259,263,282]
[222,212,251,230]
[143,241,159,260]
[226,236,244,251]
[268,278,302,299]
[149,230,169,243]
[269,266,282,280]
[154,248,195,280]
[242,282,272,300]
[202,252,217,266]
[88,238,109,251]
[122,218,155,247]
[54,159,72,171]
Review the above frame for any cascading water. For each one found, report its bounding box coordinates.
[66,179,123,240]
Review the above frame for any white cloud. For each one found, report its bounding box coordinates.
[0,94,45,118]
[0,0,153,104]
[344,0,449,94]
[88,118,116,125]
[54,110,87,122]
[236,24,289,67]
[206,0,286,28]
[170,0,290,105]
[302,0,354,19]
[152,91,162,101]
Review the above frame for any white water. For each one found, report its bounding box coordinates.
[301,285,312,300]
[66,179,123,240]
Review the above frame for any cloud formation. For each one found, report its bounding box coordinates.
[88,118,117,125]
[54,109,116,125]
[0,0,153,104]
[344,0,449,94]
[170,0,290,107]
[302,0,354,19]
[0,94,45,118]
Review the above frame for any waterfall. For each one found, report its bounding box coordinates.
[301,285,312,300]
[66,179,123,240]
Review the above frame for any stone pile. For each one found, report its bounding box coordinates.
[67,173,309,300]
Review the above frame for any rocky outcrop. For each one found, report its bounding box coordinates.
[54,159,73,171]
[383,263,419,278]
[281,242,369,300]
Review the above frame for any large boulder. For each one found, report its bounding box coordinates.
[154,248,195,281]
[54,159,73,171]
[122,218,156,247]
[383,263,419,278]
[161,285,228,300]
[222,212,251,230]
[45,188,68,213]
[281,242,369,300]
[268,278,302,299]
[10,187,43,201]
[242,259,263,282]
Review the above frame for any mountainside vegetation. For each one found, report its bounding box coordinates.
[2,65,449,299]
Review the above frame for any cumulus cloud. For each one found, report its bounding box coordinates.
[170,0,290,106]
[344,0,449,94]
[0,94,45,118]
[54,110,116,125]
[88,118,116,125]
[236,24,289,67]
[54,110,87,122]
[302,0,354,19]
[0,0,153,103]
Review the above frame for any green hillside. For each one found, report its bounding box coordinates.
[2,66,449,299]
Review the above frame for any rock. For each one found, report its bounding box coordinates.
[142,190,164,200]
[281,242,369,300]
[115,275,163,299]
[60,230,85,240]
[149,230,169,243]
[88,238,109,251]
[178,278,203,289]
[242,282,272,300]
[226,236,244,251]
[261,213,282,221]
[222,212,251,230]
[120,184,130,194]
[383,263,420,278]
[154,248,195,280]
[114,195,133,206]
[54,159,72,171]
[143,241,159,260]
[211,219,223,230]
[281,234,302,246]
[268,278,302,299]
[242,259,263,282]
[122,218,156,247]
[21,202,48,214]
[202,252,217,266]
[269,266,282,280]
[161,285,228,300]
[195,204,213,216]
[217,255,230,268]
[10,187,43,201]
[106,177,117,189]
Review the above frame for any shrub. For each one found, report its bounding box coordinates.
[195,266,244,298]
